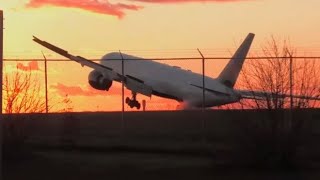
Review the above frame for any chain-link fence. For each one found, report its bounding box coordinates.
[2,54,320,113]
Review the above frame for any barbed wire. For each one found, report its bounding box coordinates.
[4,47,320,57]
[3,56,320,62]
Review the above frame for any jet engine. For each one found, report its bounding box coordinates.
[88,70,113,91]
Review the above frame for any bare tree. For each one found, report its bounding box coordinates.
[57,94,74,112]
[239,36,320,109]
[3,67,46,113]
[3,65,73,113]
[233,36,320,168]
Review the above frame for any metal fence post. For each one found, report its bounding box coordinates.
[289,54,293,111]
[119,51,125,135]
[286,50,293,130]
[197,49,205,112]
[197,48,206,145]
[41,52,49,113]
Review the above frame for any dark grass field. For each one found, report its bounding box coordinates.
[3,110,320,179]
[4,147,320,180]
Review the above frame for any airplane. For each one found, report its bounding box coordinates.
[32,33,320,110]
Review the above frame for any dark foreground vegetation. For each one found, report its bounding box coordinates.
[3,109,320,179]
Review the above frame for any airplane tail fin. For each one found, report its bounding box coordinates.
[217,33,255,88]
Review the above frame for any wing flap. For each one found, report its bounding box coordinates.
[237,90,320,100]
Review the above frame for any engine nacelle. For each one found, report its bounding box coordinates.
[88,70,112,91]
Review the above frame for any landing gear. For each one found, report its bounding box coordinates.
[125,92,141,109]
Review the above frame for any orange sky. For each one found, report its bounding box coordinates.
[1,0,320,112]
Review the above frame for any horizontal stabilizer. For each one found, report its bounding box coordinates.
[237,90,320,101]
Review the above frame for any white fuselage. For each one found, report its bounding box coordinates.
[101,52,240,107]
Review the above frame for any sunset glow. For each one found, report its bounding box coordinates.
[1,0,320,112]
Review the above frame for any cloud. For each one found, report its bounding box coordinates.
[131,0,249,3]
[16,61,40,71]
[25,0,143,18]
[50,83,130,97]
[24,0,251,18]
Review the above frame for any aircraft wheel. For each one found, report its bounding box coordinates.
[136,103,141,110]
[127,100,134,108]
[125,97,130,104]
[128,102,134,108]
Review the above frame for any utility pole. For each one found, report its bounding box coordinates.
[0,10,3,180]
[0,10,3,114]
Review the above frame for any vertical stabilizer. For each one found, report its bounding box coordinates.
[217,33,255,88]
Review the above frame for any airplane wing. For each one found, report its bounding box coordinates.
[32,36,153,97]
[236,89,320,101]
